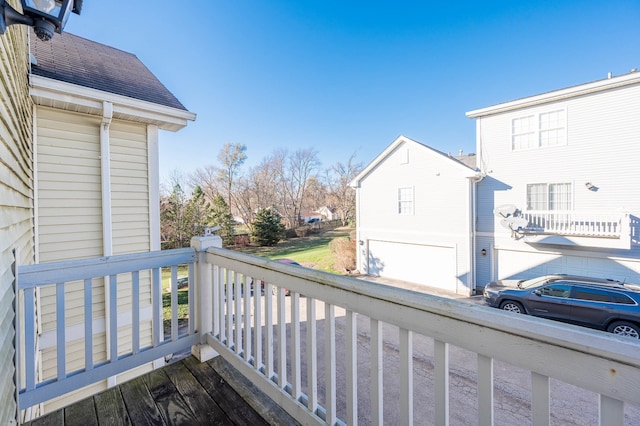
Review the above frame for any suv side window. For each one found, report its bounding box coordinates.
[572,286,611,302]
[538,284,571,298]
[610,292,636,305]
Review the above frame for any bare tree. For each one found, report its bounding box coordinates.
[273,148,320,228]
[234,158,281,229]
[189,165,220,203]
[326,152,363,226]
[217,142,247,209]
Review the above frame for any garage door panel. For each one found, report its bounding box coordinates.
[368,240,456,292]
[497,249,640,283]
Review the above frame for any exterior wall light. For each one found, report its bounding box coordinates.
[0,0,82,41]
[481,248,487,256]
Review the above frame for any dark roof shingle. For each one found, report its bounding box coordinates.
[31,30,187,111]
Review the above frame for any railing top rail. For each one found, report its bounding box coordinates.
[16,248,196,289]
[205,246,640,376]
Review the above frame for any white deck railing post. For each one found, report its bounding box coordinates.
[191,235,222,362]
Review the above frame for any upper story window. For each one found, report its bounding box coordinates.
[398,187,414,215]
[512,109,566,150]
[526,183,572,211]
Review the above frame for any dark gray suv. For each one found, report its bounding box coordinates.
[483,274,640,339]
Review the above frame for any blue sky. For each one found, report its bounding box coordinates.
[64,1,639,184]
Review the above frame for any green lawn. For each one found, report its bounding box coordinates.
[162,225,354,321]
[235,225,353,273]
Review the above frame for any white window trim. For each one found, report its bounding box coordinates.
[398,186,414,215]
[526,182,573,211]
[512,108,567,151]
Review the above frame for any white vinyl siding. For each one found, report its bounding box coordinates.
[512,109,566,150]
[398,187,414,215]
[0,27,32,425]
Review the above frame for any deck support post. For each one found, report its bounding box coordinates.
[191,235,222,362]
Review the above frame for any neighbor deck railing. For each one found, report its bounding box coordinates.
[15,248,198,410]
[521,210,624,237]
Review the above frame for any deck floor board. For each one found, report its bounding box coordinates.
[23,356,298,426]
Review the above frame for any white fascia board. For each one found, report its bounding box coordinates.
[350,135,478,187]
[30,75,197,130]
[466,71,640,118]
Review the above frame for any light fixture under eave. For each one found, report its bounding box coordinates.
[0,0,82,41]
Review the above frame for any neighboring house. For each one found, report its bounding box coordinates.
[467,71,640,289]
[351,136,479,295]
[1,27,195,419]
[353,73,640,298]
[315,205,341,221]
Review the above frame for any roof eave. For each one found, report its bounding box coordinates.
[466,71,640,119]
[30,75,196,131]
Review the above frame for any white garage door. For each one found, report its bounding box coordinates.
[367,240,456,292]
[496,249,640,283]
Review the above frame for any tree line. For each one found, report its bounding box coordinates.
[160,142,363,249]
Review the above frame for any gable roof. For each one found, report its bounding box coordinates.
[31,30,187,111]
[351,135,478,187]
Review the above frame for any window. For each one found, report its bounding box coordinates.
[538,284,571,298]
[572,286,612,302]
[512,115,536,150]
[512,109,566,150]
[539,110,566,147]
[398,187,414,215]
[526,183,572,211]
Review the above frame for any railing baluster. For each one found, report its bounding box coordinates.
[132,271,140,354]
[24,287,36,391]
[477,354,493,425]
[434,339,449,426]
[599,394,624,426]
[277,287,287,389]
[346,310,357,425]
[371,318,383,426]
[226,268,233,349]
[254,278,262,371]
[235,271,242,356]
[213,265,220,338]
[109,275,118,363]
[325,303,336,426]
[531,372,549,426]
[188,262,195,335]
[265,282,274,380]
[291,292,301,401]
[244,275,252,362]
[218,266,226,344]
[306,296,317,414]
[152,267,161,347]
[84,279,93,371]
[171,266,179,341]
[56,282,66,380]
[399,327,413,426]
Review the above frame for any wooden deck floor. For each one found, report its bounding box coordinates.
[25,356,299,426]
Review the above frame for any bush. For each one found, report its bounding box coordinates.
[329,237,356,273]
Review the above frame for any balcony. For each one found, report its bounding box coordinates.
[517,211,630,249]
[14,236,640,425]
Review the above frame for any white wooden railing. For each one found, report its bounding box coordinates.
[15,248,198,411]
[521,210,623,237]
[198,241,640,426]
[14,237,640,425]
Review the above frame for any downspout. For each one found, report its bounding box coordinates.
[100,101,116,387]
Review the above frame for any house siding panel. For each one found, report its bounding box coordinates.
[474,76,640,287]
[0,26,34,424]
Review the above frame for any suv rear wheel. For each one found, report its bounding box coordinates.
[500,300,524,314]
[607,321,640,339]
